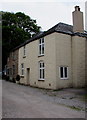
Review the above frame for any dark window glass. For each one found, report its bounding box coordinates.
[60,67,63,78]
[43,69,44,79]
[40,69,42,78]
[42,44,44,54]
[65,67,67,78]
[39,39,41,44]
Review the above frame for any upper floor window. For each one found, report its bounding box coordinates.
[23,46,26,57]
[59,66,68,79]
[12,52,15,60]
[39,61,45,80]
[39,38,44,56]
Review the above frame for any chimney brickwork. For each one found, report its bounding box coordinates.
[72,6,84,33]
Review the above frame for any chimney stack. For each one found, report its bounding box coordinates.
[72,6,84,33]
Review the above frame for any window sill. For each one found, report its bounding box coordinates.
[60,78,68,80]
[38,54,44,57]
[21,75,24,78]
[23,56,26,58]
[38,79,45,81]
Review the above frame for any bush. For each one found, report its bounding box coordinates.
[16,75,20,81]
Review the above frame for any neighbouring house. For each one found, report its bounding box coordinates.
[6,48,19,82]
[6,6,87,89]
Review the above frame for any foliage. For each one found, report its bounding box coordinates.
[2,11,41,69]
[16,74,20,81]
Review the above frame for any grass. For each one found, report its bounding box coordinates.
[68,106,82,111]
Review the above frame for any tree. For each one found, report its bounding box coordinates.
[2,11,41,70]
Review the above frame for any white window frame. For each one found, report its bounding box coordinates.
[21,63,24,76]
[39,61,45,80]
[59,66,68,79]
[39,38,44,56]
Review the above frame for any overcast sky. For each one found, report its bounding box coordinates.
[1,0,86,31]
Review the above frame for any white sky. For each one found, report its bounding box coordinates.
[1,0,87,31]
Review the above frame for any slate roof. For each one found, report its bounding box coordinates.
[13,22,87,51]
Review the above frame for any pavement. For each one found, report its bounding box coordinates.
[2,80,86,118]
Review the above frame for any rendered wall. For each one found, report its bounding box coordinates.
[72,36,86,87]
[55,33,72,89]
[18,33,57,89]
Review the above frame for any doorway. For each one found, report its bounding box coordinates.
[26,68,30,85]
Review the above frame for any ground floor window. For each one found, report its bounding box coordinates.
[21,63,24,76]
[59,66,68,79]
[13,65,15,75]
[39,61,45,80]
[7,68,9,75]
[9,68,12,75]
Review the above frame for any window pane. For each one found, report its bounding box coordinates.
[41,69,43,79]
[22,70,23,75]
[43,69,44,79]
[24,46,26,56]
[60,67,63,78]
[39,39,41,44]
[21,63,24,75]
[42,44,44,54]
[65,67,67,78]
[42,38,44,43]
[43,63,44,68]
[40,63,42,68]
[40,69,42,79]
[39,45,41,54]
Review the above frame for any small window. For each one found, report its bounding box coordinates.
[13,65,15,75]
[59,66,68,79]
[23,46,26,56]
[39,61,45,80]
[7,68,9,75]
[39,38,44,56]
[21,63,24,76]
[9,68,12,75]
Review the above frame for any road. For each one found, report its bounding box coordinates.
[2,80,85,118]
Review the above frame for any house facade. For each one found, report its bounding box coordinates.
[18,28,87,89]
[6,49,19,82]
[6,6,87,89]
[18,6,87,89]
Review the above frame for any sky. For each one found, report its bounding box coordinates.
[1,0,87,31]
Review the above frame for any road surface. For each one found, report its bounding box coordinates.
[2,80,85,118]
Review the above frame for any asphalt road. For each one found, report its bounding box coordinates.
[2,80,85,118]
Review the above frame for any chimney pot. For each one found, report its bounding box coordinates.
[75,6,80,11]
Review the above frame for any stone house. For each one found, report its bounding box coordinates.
[6,48,19,81]
[6,6,87,89]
